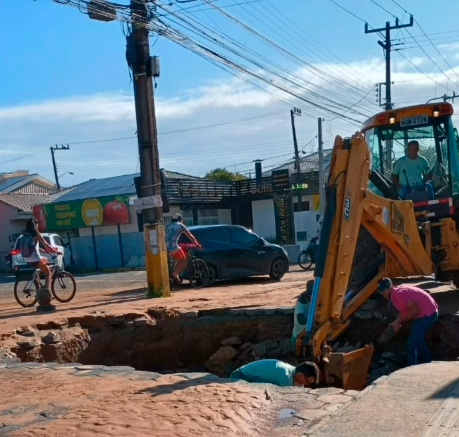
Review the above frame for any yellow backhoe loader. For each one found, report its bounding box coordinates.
[300,102,459,390]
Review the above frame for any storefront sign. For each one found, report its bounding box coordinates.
[272,170,295,245]
[33,195,131,231]
[134,195,163,210]
[250,183,272,195]
[273,191,296,245]
[272,169,290,192]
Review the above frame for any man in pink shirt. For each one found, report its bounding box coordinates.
[378,277,439,366]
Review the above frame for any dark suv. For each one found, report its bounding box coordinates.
[180,225,289,284]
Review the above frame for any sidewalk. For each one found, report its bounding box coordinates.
[308,361,459,437]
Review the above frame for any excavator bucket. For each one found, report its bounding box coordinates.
[323,344,374,391]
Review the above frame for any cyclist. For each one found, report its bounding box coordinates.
[23,218,60,291]
[166,214,201,283]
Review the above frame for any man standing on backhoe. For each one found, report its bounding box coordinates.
[391,140,434,199]
[378,278,439,366]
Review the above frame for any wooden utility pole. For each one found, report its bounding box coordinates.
[317,118,325,217]
[126,0,169,297]
[50,144,69,191]
[290,107,302,211]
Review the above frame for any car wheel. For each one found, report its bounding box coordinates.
[270,257,286,281]
[207,264,217,286]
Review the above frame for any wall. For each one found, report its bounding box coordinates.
[70,232,145,271]
[0,203,31,271]
[252,199,276,240]
[78,205,139,237]
[294,211,322,250]
[218,209,232,225]
[67,206,232,272]
[251,196,322,249]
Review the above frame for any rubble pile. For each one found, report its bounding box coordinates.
[206,336,293,376]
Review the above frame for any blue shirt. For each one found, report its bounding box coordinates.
[166,222,186,252]
[393,155,429,188]
[231,359,295,386]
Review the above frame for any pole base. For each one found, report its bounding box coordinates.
[37,304,56,313]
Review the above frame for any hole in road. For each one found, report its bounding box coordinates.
[6,298,459,388]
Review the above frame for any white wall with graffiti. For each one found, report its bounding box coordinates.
[252,196,322,250]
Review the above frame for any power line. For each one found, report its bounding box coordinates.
[396,50,450,92]
[239,0,379,113]
[369,0,397,19]
[328,0,367,23]
[65,111,285,145]
[402,28,452,84]
[193,0,372,117]
[158,0,264,15]
[390,0,459,80]
[412,20,459,78]
[162,1,369,113]
[50,0,367,124]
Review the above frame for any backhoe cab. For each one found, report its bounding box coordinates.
[301,102,459,390]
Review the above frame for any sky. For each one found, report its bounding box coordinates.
[2,0,459,186]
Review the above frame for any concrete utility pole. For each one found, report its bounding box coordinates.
[317,118,325,217]
[365,16,414,111]
[126,0,170,298]
[50,144,69,191]
[365,16,413,172]
[290,107,302,211]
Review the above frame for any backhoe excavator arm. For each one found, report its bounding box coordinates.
[303,133,433,390]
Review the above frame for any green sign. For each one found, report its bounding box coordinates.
[33,195,131,231]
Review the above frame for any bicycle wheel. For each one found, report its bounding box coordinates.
[14,276,38,307]
[298,252,313,270]
[51,271,77,303]
[189,259,210,289]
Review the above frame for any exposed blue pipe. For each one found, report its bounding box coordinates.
[306,276,321,341]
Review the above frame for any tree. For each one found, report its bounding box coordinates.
[205,168,247,182]
[420,146,437,167]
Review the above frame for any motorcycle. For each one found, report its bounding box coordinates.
[298,236,318,270]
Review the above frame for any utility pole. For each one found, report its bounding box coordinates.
[290,107,302,211]
[50,144,69,191]
[365,16,413,110]
[126,0,170,298]
[366,16,413,171]
[317,118,325,217]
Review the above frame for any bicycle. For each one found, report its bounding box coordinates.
[14,255,77,308]
[169,244,210,290]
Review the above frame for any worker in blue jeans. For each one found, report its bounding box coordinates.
[378,278,439,365]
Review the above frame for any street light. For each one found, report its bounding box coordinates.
[59,172,74,178]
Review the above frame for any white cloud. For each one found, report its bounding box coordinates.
[2,57,459,184]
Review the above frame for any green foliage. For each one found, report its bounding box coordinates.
[205,168,247,182]
[420,146,436,167]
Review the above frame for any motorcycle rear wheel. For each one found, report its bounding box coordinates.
[298,252,313,270]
